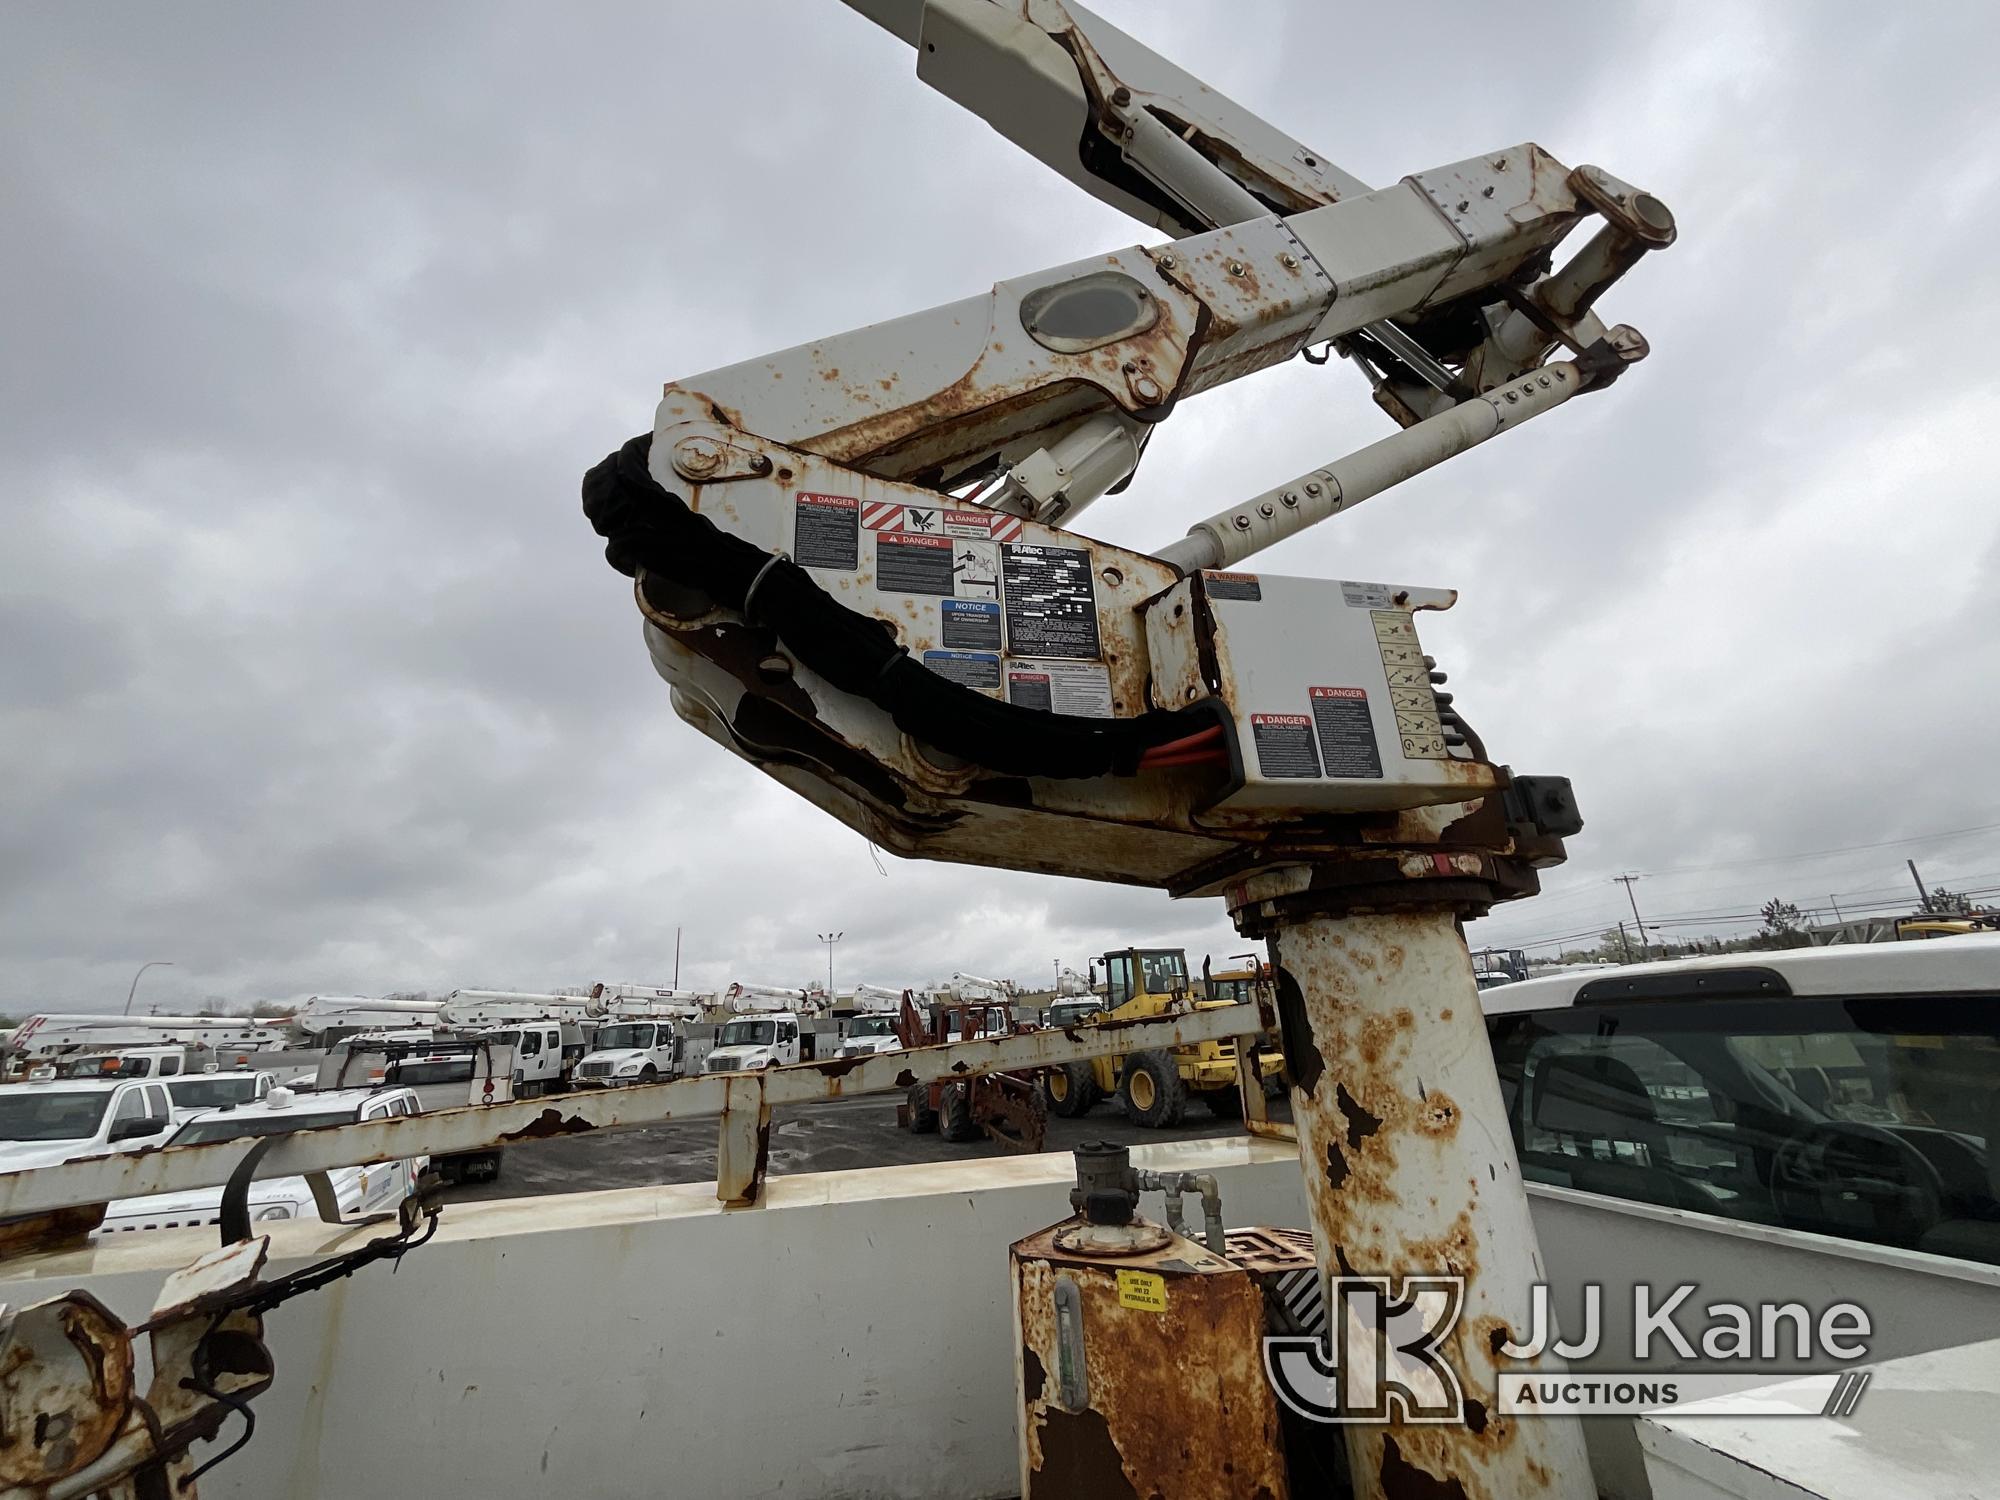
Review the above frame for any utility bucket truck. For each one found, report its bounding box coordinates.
[575,1020,684,1084]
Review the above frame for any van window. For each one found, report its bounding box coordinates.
[1488,993,2000,1266]
[519,1032,542,1057]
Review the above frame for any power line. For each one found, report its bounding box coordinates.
[1632,824,2000,880]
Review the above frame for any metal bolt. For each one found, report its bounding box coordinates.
[1226,260,1246,277]
[1304,481,1321,496]
[1280,491,1299,508]
[1538,375,1551,388]
[1257,502,1275,518]
[1231,515,1253,531]
[1158,254,1178,271]
[750,453,772,474]
[1132,375,1164,404]
[1456,200,1469,213]
[1482,185,1495,198]
[1111,86,1131,107]
[1504,390,1518,403]
[1279,252,1298,270]
[1492,157,1509,171]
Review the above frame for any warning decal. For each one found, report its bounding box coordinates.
[1370,610,1446,759]
[1251,713,1322,779]
[1005,660,1113,718]
[944,508,1025,543]
[1117,1270,1167,1313]
[1204,571,1263,602]
[862,500,943,536]
[876,532,954,596]
[951,539,1000,600]
[922,650,1002,692]
[941,598,1002,651]
[1341,580,1394,609]
[1309,687,1383,779]
[1002,543,1101,660]
[794,492,858,572]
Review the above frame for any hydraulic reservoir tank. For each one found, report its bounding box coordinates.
[1012,1208,1290,1498]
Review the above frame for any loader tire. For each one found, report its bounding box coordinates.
[1120,1050,1188,1128]
[940,1081,981,1143]
[906,1083,939,1134]
[1043,1062,1101,1118]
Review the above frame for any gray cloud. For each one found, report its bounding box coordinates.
[4,1,1996,1015]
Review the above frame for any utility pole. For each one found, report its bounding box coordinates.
[1053,958,1061,993]
[1616,921,1633,963]
[1613,873,1652,961]
[1906,859,1929,910]
[123,960,173,1016]
[673,927,682,989]
[817,931,844,998]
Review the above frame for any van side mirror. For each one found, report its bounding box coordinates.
[110,1115,167,1142]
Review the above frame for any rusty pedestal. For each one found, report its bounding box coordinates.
[1229,867,1593,1500]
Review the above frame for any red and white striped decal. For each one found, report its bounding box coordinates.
[861,501,905,531]
[990,514,1024,542]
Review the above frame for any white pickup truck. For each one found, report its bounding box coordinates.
[834,1014,904,1060]
[704,1013,806,1072]
[95,1085,426,1235]
[574,1021,683,1085]
[316,1038,512,1183]
[161,1069,275,1123]
[0,1076,176,1172]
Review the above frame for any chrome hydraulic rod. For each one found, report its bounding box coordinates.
[1155,362,1583,573]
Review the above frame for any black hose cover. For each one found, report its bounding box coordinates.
[583,435,1223,779]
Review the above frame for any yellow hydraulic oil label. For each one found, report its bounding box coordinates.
[1117,1271,1167,1313]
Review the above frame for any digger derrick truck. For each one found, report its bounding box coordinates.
[0,5,1675,1499]
[580,4,1671,1494]
[1039,946,1283,1126]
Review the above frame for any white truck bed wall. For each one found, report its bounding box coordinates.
[0,1139,1308,1500]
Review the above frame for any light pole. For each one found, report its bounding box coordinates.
[816,931,843,998]
[123,960,173,1016]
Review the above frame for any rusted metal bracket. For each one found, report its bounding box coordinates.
[0,1206,438,1498]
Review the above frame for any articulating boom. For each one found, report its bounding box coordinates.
[583,0,1666,898]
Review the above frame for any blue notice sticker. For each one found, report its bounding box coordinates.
[940,598,1002,651]
[921,650,1002,691]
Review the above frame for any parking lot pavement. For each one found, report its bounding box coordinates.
[442,1090,1289,1204]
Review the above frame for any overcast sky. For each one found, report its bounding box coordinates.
[5,2,1998,1014]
